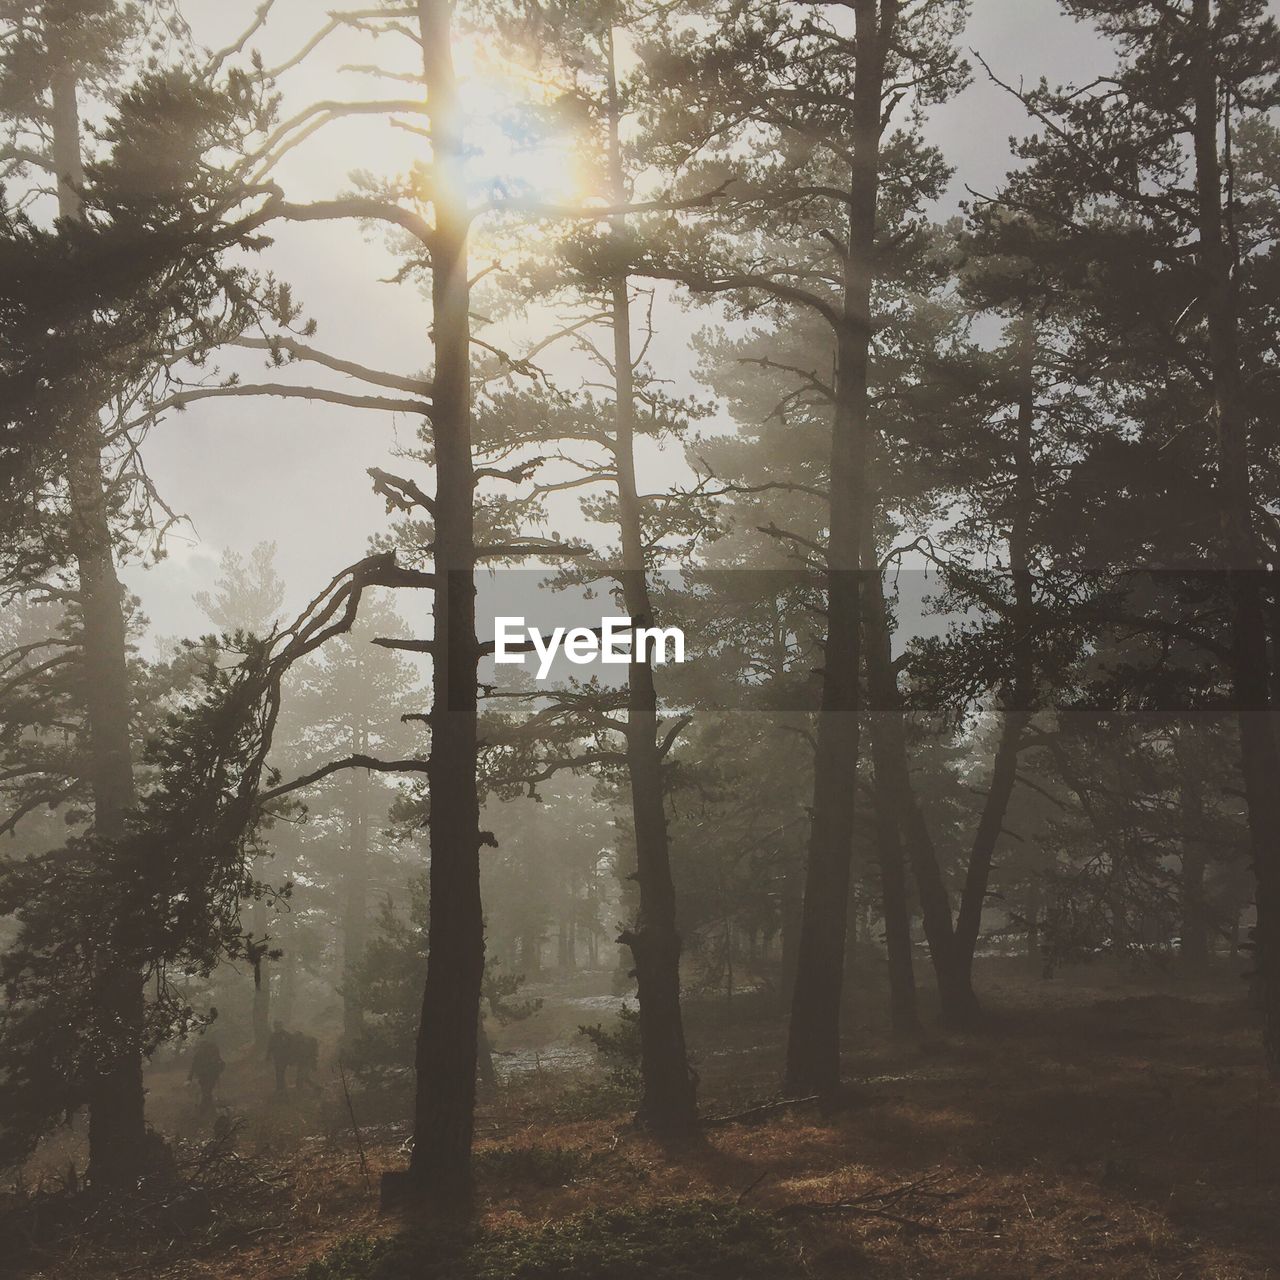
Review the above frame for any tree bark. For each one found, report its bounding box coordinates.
[783,0,893,1096]
[342,731,370,1044]
[604,24,697,1134]
[870,776,919,1036]
[51,60,148,1189]
[1189,0,1280,1076]
[862,567,972,1019]
[951,325,1036,1006]
[401,0,485,1201]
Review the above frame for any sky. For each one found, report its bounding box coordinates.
[120,0,1106,646]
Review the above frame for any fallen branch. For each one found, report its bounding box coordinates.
[701,1095,820,1128]
[773,1171,960,1234]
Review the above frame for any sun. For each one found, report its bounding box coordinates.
[454,36,596,211]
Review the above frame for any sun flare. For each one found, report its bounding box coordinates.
[455,37,596,211]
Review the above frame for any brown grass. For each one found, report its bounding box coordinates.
[6,960,1279,1279]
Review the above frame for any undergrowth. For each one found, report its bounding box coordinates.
[472,1144,591,1186]
[303,1199,804,1280]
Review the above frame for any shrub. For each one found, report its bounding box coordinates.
[577,1003,641,1094]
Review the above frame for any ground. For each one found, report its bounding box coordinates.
[4,959,1278,1279]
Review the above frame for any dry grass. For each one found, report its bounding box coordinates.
[6,961,1279,1279]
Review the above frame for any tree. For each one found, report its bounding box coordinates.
[194,541,286,1048]
[478,0,712,1132]
[637,0,967,1089]
[982,0,1280,1071]
[276,591,419,1045]
[0,0,280,1186]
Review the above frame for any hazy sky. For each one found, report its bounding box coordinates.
[122,0,1105,645]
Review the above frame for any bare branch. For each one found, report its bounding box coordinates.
[235,336,432,396]
[259,753,429,804]
[127,382,432,429]
[658,715,693,758]
[372,637,436,654]
[207,0,279,77]
[265,191,434,250]
[368,466,437,516]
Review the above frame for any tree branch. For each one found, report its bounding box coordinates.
[235,336,432,396]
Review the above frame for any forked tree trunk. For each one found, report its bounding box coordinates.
[862,569,973,1020]
[783,0,891,1096]
[861,326,1036,1028]
[603,26,697,1134]
[51,61,148,1189]
[1189,0,1280,1077]
[950,330,1035,999]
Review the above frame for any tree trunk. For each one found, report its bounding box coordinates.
[1190,0,1280,1076]
[343,734,370,1044]
[858,486,918,1036]
[860,322,1038,1029]
[252,953,270,1042]
[1025,877,1041,964]
[862,558,972,1020]
[871,780,919,1036]
[951,326,1036,1006]
[1175,734,1211,976]
[400,0,485,1202]
[250,863,271,1048]
[51,60,147,1190]
[604,25,697,1134]
[784,0,891,1096]
[276,847,298,1026]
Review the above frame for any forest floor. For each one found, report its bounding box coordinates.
[4,959,1279,1279]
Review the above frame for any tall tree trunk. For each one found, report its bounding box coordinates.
[951,339,1035,999]
[51,61,148,1189]
[401,0,485,1201]
[859,469,918,1036]
[860,324,1037,1027]
[342,731,370,1044]
[603,25,697,1134]
[1190,0,1280,1076]
[784,0,893,1096]
[870,776,919,1036]
[863,558,972,1018]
